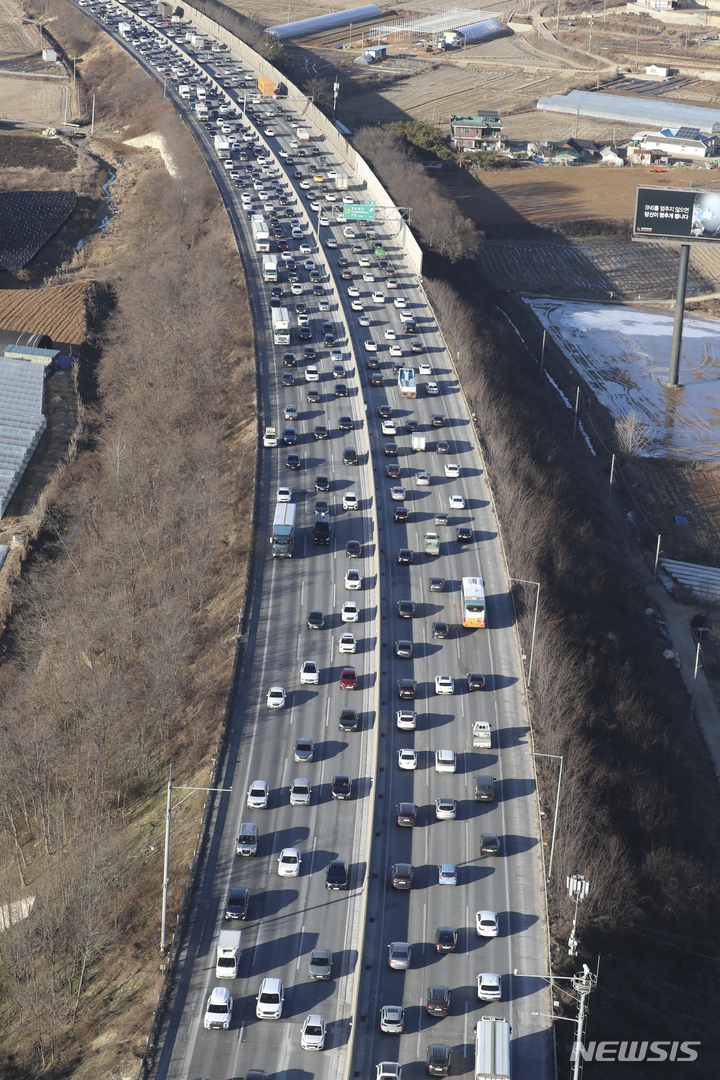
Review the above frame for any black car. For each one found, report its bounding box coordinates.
[283,352,297,367]
[314,424,328,440]
[269,297,281,308]
[405,419,419,433]
[456,527,473,543]
[429,577,445,592]
[334,382,348,397]
[308,949,333,980]
[384,442,399,457]
[397,678,416,700]
[396,548,413,564]
[346,540,361,558]
[338,708,359,731]
[331,774,352,800]
[431,413,445,427]
[293,169,303,178]
[378,405,392,419]
[394,506,409,523]
[304,346,316,360]
[480,833,500,857]
[313,520,330,545]
[466,671,486,691]
[426,986,451,1017]
[283,426,297,446]
[386,463,401,479]
[281,372,294,386]
[391,862,414,890]
[395,639,413,659]
[314,499,329,516]
[298,327,312,340]
[337,257,349,267]
[307,388,321,403]
[224,886,249,920]
[436,441,450,454]
[426,1045,452,1077]
[271,285,283,298]
[397,600,416,618]
[396,802,418,827]
[325,860,349,890]
[432,621,449,639]
[322,321,334,336]
[366,356,380,370]
[315,474,330,492]
[339,415,353,431]
[307,610,324,629]
[434,926,458,954]
[285,453,300,470]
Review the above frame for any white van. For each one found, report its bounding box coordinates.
[343,227,356,239]
[256,978,284,1019]
[236,822,259,855]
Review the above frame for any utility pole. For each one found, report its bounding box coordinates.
[572,386,580,440]
[91,93,95,135]
[636,24,639,70]
[567,874,590,956]
[653,534,662,581]
[607,452,615,511]
[588,5,593,51]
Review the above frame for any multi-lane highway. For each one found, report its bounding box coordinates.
[75,6,552,1079]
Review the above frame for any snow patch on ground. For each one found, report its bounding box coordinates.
[527,299,720,461]
[124,133,179,177]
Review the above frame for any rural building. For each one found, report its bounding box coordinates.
[537,90,720,135]
[450,110,504,150]
[267,5,381,40]
[0,340,56,518]
[554,138,600,163]
[600,145,626,166]
[440,19,503,48]
[645,64,670,78]
[632,0,676,10]
[629,127,708,162]
[362,45,386,62]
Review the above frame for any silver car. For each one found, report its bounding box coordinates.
[435,797,457,820]
[290,778,312,806]
[380,1005,405,1034]
[387,941,412,969]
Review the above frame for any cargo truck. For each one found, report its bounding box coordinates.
[263,254,278,282]
[178,84,191,99]
[475,1016,511,1080]
[195,102,208,119]
[272,502,296,557]
[263,426,277,447]
[215,929,242,978]
[157,1,174,16]
[257,75,275,96]
[296,128,311,141]
[399,368,416,398]
[214,133,230,158]
[118,21,133,37]
[335,172,349,190]
[473,721,492,749]
[271,307,290,346]
[411,435,425,452]
[424,532,440,556]
[251,215,270,253]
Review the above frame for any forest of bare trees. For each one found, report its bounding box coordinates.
[0,96,254,1072]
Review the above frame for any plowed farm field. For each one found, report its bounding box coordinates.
[0,281,92,345]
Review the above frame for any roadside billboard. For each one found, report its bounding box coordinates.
[634,185,720,243]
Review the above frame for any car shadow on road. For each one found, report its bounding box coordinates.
[483,672,519,692]
[498,910,540,938]
[496,778,536,803]
[497,725,531,750]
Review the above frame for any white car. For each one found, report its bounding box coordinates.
[389,345,402,358]
[382,419,397,436]
[351,300,363,311]
[278,847,302,876]
[399,311,415,324]
[449,495,465,509]
[358,314,370,326]
[277,487,291,502]
[419,362,432,375]
[301,1014,326,1051]
[416,471,430,486]
[299,179,311,189]
[347,286,360,297]
[435,675,455,695]
[373,292,385,303]
[300,661,319,685]
[435,797,457,820]
[342,601,359,623]
[267,685,286,708]
[438,863,458,886]
[264,127,275,136]
[305,366,319,382]
[345,568,362,589]
[258,191,270,200]
[246,780,269,808]
[339,631,357,653]
[364,339,378,352]
[390,486,405,501]
[291,227,303,238]
[297,313,310,325]
[398,748,417,770]
[319,216,330,226]
[343,491,359,511]
[359,256,371,267]
[476,910,499,937]
[445,463,460,478]
[477,973,502,1002]
[204,986,233,1030]
[291,283,303,295]
[435,749,456,773]
[396,710,417,730]
[363,272,375,282]
[394,296,408,308]
[290,778,312,806]
[377,1064,403,1080]
[384,328,396,340]
[299,242,311,254]
[310,201,321,212]
[426,382,439,395]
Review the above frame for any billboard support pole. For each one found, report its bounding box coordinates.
[668,243,690,386]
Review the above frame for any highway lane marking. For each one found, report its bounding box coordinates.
[326,698,330,727]
[296,924,305,970]
[464,1001,469,1058]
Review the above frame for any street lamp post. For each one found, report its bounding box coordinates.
[518,963,597,1079]
[534,752,563,879]
[160,767,231,953]
[509,577,540,687]
[567,873,590,957]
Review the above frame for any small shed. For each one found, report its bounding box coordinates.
[42,48,57,62]
[363,45,386,62]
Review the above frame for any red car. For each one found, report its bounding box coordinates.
[386,463,401,478]
[394,506,408,523]
[340,667,357,690]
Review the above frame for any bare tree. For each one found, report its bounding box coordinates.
[615,408,652,459]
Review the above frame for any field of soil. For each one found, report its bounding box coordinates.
[0,281,92,345]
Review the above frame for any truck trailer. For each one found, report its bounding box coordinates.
[271,307,290,346]
[424,532,440,556]
[335,172,349,190]
[214,133,230,158]
[215,929,242,978]
[475,1015,511,1080]
[251,215,270,253]
[263,254,278,282]
[272,502,296,557]
[257,75,275,96]
[118,21,133,37]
